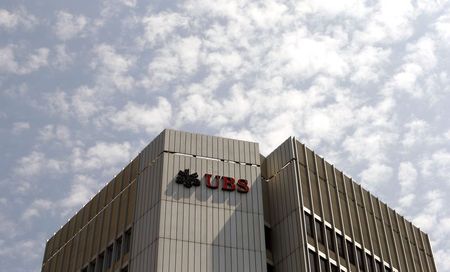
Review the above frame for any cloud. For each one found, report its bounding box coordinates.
[0,46,49,74]
[14,151,65,180]
[38,125,71,146]
[359,163,394,190]
[385,36,437,98]
[46,86,102,122]
[59,175,100,213]
[54,11,88,41]
[52,44,74,70]
[12,122,30,135]
[110,98,172,134]
[140,12,189,47]
[21,199,53,221]
[142,36,201,89]
[71,141,132,172]
[420,149,450,181]
[92,44,135,91]
[0,7,38,30]
[354,0,415,44]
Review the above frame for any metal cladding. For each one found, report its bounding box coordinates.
[41,129,437,272]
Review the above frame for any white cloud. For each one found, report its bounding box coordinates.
[398,161,418,190]
[267,29,350,81]
[0,46,49,74]
[354,0,415,44]
[384,36,437,98]
[12,122,30,135]
[402,119,429,147]
[0,7,38,30]
[14,151,65,179]
[92,44,135,91]
[350,46,391,84]
[54,11,88,40]
[21,199,52,221]
[119,0,137,7]
[45,86,103,123]
[71,86,101,121]
[52,44,74,70]
[143,36,201,88]
[110,98,172,134]
[13,151,66,192]
[71,141,132,172]
[38,125,71,146]
[140,12,188,47]
[359,163,393,190]
[421,149,450,181]
[59,175,100,213]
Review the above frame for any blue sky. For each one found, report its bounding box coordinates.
[1,0,450,271]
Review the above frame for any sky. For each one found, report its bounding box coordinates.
[1,0,450,271]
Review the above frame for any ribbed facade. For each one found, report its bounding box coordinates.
[41,129,436,272]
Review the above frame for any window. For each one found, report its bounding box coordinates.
[267,263,274,272]
[320,257,329,272]
[305,212,314,237]
[375,260,383,272]
[326,227,335,252]
[336,234,345,258]
[120,266,129,272]
[346,240,355,265]
[331,263,339,272]
[356,247,365,271]
[124,228,132,255]
[88,261,96,272]
[315,219,324,244]
[264,225,272,250]
[97,252,104,272]
[114,236,123,262]
[105,244,113,269]
[81,267,87,272]
[384,266,391,272]
[309,250,318,272]
[365,253,374,272]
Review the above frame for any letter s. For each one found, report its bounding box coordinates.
[237,179,249,193]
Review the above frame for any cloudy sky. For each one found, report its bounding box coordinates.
[1,0,450,271]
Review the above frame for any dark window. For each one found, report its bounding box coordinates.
[384,266,391,272]
[88,261,96,272]
[105,244,113,269]
[366,253,374,272]
[309,250,318,272]
[97,252,104,272]
[331,263,339,272]
[120,266,128,272]
[375,260,383,272]
[124,228,132,254]
[81,267,87,272]
[326,227,335,252]
[315,219,324,244]
[267,263,274,272]
[336,234,345,258]
[356,247,365,271]
[265,225,272,250]
[114,236,123,262]
[305,212,314,237]
[346,240,355,265]
[320,257,329,272]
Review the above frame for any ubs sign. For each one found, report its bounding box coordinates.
[176,169,249,193]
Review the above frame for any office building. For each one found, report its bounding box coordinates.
[41,129,436,271]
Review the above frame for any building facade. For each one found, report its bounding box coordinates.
[41,129,436,272]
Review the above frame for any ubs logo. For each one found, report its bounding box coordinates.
[175,169,249,193]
